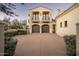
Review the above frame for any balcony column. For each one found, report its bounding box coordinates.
[50,13,52,22]
[40,12,42,21]
[29,25,32,34]
[40,25,42,33]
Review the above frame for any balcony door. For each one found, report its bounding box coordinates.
[32,12,39,20]
[32,25,40,33]
[42,11,49,20]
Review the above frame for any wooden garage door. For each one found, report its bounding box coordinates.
[42,25,49,33]
[32,25,40,33]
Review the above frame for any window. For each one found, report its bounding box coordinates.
[65,21,67,27]
[60,22,62,28]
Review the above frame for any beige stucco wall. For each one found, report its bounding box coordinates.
[56,6,79,36]
[76,23,79,55]
[0,22,4,56]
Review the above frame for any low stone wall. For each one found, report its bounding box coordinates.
[0,22,4,56]
[76,23,79,56]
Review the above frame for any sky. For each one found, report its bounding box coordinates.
[0,3,74,21]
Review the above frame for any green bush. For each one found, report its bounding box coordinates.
[4,29,27,37]
[4,29,17,37]
[4,36,18,56]
[17,29,27,35]
[63,35,76,56]
[4,29,27,56]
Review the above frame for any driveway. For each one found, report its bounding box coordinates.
[14,33,66,56]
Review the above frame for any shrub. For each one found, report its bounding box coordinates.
[4,29,17,37]
[4,29,27,56]
[4,36,18,56]
[63,35,76,56]
[4,29,27,37]
[17,29,27,35]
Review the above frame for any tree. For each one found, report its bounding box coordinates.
[0,3,16,16]
[11,19,23,29]
[0,3,24,16]
[3,17,11,30]
[21,20,27,29]
[0,3,25,30]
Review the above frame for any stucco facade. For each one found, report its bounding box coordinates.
[56,3,79,36]
[28,6,56,34]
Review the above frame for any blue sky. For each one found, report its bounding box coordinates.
[0,3,74,21]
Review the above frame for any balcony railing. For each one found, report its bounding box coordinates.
[42,17,50,22]
[31,16,51,23]
[31,17,40,23]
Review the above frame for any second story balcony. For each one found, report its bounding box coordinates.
[30,11,51,23]
[31,16,51,23]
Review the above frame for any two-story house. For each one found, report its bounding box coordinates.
[27,6,56,34]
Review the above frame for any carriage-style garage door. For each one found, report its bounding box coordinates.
[42,25,49,33]
[32,25,40,33]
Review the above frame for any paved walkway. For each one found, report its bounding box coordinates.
[14,33,66,56]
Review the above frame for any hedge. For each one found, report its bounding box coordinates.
[63,35,76,56]
[17,29,27,35]
[4,29,27,56]
[4,29,17,37]
[4,36,18,56]
[4,29,27,37]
